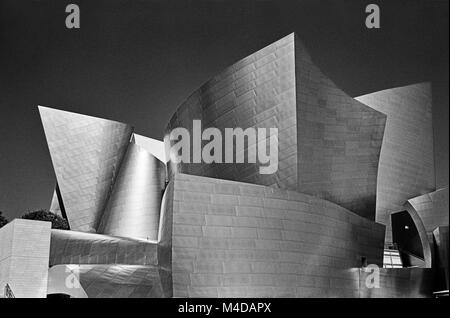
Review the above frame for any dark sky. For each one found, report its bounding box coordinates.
[0,0,448,220]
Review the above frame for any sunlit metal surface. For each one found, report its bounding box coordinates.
[48,264,171,298]
[132,133,167,163]
[49,229,160,266]
[39,106,133,232]
[168,173,385,297]
[98,141,166,241]
[165,33,386,219]
[0,220,52,298]
[356,83,436,240]
[31,33,443,298]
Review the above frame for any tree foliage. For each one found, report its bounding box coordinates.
[21,209,69,230]
[0,211,8,229]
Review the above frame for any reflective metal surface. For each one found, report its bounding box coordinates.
[48,264,171,298]
[30,34,444,298]
[49,229,159,266]
[407,187,449,234]
[356,83,435,240]
[39,106,134,232]
[0,220,52,298]
[402,187,449,268]
[98,141,166,241]
[132,133,167,163]
[168,173,385,297]
[165,33,386,219]
[433,226,449,290]
[48,229,173,297]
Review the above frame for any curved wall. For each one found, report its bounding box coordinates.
[294,40,386,220]
[164,33,386,220]
[97,141,166,241]
[48,264,171,298]
[167,173,385,297]
[165,33,297,189]
[356,83,435,240]
[392,208,432,268]
[49,230,159,266]
[407,187,449,234]
[401,187,449,268]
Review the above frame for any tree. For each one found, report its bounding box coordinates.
[21,209,69,230]
[0,211,8,229]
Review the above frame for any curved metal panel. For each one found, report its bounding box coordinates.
[97,142,166,241]
[401,187,449,268]
[294,39,386,220]
[49,229,159,266]
[49,229,173,298]
[356,83,435,240]
[164,33,386,219]
[433,226,449,290]
[48,264,171,298]
[157,181,174,271]
[170,173,385,297]
[393,208,432,268]
[407,187,449,233]
[165,33,298,190]
[38,106,133,232]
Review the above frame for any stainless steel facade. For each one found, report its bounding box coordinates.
[356,83,436,241]
[166,173,385,297]
[5,33,442,298]
[98,140,166,241]
[47,229,173,297]
[407,188,449,235]
[165,33,386,220]
[49,230,161,267]
[403,187,449,269]
[39,106,134,232]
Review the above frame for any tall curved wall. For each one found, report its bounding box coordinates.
[355,83,435,241]
[167,173,385,297]
[165,33,298,189]
[164,33,386,220]
[294,40,386,220]
[97,141,166,241]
